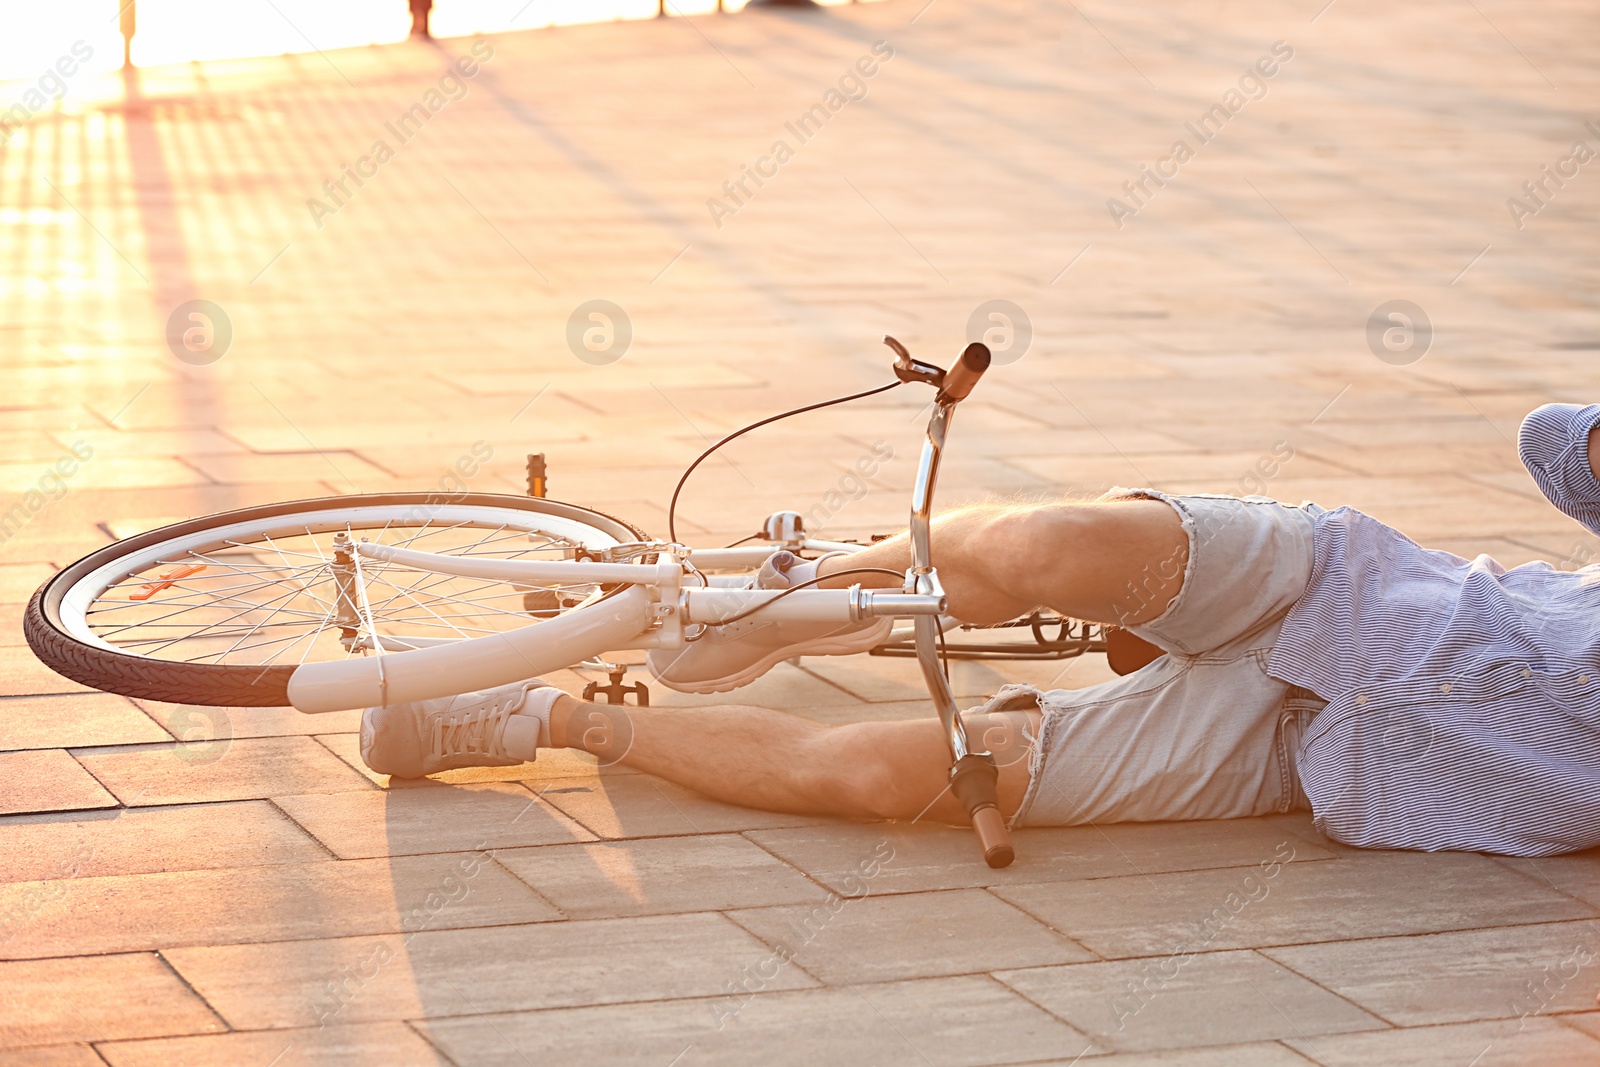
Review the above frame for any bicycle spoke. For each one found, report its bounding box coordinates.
[222,539,331,562]
[361,565,532,620]
[91,569,329,613]
[357,568,475,639]
[128,580,332,657]
[189,627,333,662]
[260,532,337,612]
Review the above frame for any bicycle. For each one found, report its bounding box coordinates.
[27,337,1045,867]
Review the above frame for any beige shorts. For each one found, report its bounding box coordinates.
[979,490,1328,828]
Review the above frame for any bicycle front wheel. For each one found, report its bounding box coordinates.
[25,493,648,707]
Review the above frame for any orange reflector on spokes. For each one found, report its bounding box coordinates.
[131,564,208,601]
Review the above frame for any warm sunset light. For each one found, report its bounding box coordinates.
[4,0,1596,1063]
[0,0,774,80]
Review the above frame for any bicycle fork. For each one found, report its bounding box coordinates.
[901,340,1015,868]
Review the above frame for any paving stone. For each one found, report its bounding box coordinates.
[496,833,822,918]
[13,1047,132,1067]
[1263,920,1600,1027]
[0,565,53,604]
[272,781,596,858]
[417,975,1089,1066]
[1283,1016,1600,1066]
[1560,1013,1600,1042]
[1497,850,1600,910]
[538,774,832,839]
[73,736,375,805]
[0,458,205,492]
[1072,1045,1316,1066]
[727,887,1096,984]
[164,913,815,1029]
[96,1021,453,1067]
[182,451,394,487]
[0,953,223,1049]
[747,816,1333,896]
[0,1049,107,1067]
[0,647,95,699]
[131,699,364,739]
[0,800,326,882]
[0,852,557,959]
[993,851,1593,958]
[995,951,1387,1053]
[0,694,169,750]
[1007,450,1356,491]
[48,428,248,460]
[0,750,117,815]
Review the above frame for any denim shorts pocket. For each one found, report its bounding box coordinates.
[1277,686,1327,812]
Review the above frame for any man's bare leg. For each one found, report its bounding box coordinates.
[815,498,1187,627]
[548,695,1034,826]
[547,498,1186,823]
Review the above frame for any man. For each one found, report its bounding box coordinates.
[360,404,1600,858]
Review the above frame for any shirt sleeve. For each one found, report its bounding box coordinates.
[1518,403,1600,536]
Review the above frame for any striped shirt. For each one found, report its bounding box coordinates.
[1269,403,1600,856]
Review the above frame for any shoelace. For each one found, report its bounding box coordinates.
[429,698,515,760]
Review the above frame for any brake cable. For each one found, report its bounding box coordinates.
[665,379,905,544]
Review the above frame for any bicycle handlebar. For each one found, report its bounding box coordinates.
[936,342,991,404]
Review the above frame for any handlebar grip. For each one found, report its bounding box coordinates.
[937,342,991,403]
[949,752,1015,868]
[971,806,1015,869]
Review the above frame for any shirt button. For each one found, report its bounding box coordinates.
[1355,694,1367,706]
[1439,682,1451,694]
[1522,668,1533,679]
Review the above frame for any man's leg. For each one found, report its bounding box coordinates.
[814,498,1186,627]
[549,695,1034,826]
[550,497,1187,823]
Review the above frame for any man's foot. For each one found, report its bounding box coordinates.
[360,679,561,778]
[647,551,891,694]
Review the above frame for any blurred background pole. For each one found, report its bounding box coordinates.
[410,0,433,38]
[118,0,136,68]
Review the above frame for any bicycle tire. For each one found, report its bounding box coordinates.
[24,492,649,707]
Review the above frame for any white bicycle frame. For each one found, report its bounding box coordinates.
[285,544,945,713]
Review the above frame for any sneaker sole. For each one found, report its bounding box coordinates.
[655,618,893,695]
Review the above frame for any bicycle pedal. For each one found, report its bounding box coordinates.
[581,667,650,706]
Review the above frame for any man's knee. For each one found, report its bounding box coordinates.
[979,503,1109,590]
[973,499,1186,625]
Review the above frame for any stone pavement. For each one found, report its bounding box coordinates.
[3,0,1600,1062]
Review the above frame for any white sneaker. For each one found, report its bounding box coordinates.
[647,551,890,695]
[360,679,560,778]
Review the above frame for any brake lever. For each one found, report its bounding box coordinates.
[884,335,945,388]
